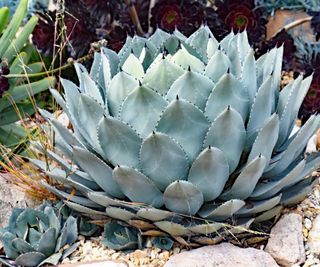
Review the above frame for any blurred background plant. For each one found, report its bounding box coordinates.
[0,0,54,163]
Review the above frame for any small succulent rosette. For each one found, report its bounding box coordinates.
[0,203,78,267]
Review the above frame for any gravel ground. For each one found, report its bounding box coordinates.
[296,174,320,267]
[61,236,185,267]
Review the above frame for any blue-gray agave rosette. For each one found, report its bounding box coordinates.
[31,26,320,238]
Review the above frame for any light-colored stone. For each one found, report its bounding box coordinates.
[59,260,128,267]
[164,243,279,267]
[304,218,312,230]
[265,213,305,267]
[308,214,320,254]
[0,174,35,227]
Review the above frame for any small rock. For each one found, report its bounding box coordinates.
[304,218,312,230]
[164,243,279,267]
[308,214,320,254]
[303,258,316,267]
[265,213,305,267]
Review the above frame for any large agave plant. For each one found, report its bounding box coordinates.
[0,0,54,158]
[33,26,320,238]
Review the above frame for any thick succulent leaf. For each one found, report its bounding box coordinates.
[136,208,173,221]
[188,223,223,235]
[163,180,204,216]
[205,73,249,122]
[55,216,78,251]
[105,207,136,221]
[229,218,255,234]
[120,85,167,138]
[107,71,139,116]
[152,236,174,250]
[16,209,48,239]
[74,63,89,92]
[64,201,106,216]
[101,47,120,78]
[254,206,283,223]
[11,238,35,254]
[7,208,24,233]
[219,31,235,52]
[0,0,28,57]
[221,155,267,200]
[236,195,281,216]
[207,37,219,59]
[0,77,55,112]
[148,28,171,49]
[154,221,190,236]
[156,99,209,161]
[15,252,46,267]
[38,252,63,266]
[265,115,320,176]
[293,75,313,119]
[188,147,229,201]
[43,169,93,195]
[90,53,105,90]
[170,45,205,72]
[1,232,19,259]
[251,160,306,200]
[43,114,83,151]
[77,94,105,150]
[42,182,102,208]
[113,166,164,208]
[198,200,246,221]
[166,70,214,110]
[140,132,189,190]
[225,37,242,78]
[300,152,320,179]
[102,221,138,251]
[276,76,303,147]
[185,25,212,63]
[36,228,56,257]
[44,207,60,239]
[203,107,246,173]
[0,7,9,34]
[237,31,251,63]
[205,50,231,83]
[72,146,124,198]
[78,71,104,107]
[98,116,142,168]
[87,192,132,209]
[4,16,37,63]
[122,53,144,80]
[61,78,81,126]
[246,76,274,136]
[143,58,184,95]
[247,114,279,166]
[281,177,316,206]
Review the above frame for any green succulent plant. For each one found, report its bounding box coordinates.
[0,0,54,158]
[0,202,78,267]
[102,221,143,251]
[31,26,320,240]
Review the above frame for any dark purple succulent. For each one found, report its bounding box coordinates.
[32,12,56,56]
[0,61,10,97]
[299,71,320,123]
[308,11,320,41]
[215,0,267,44]
[150,0,206,36]
[256,29,297,70]
[296,44,320,122]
